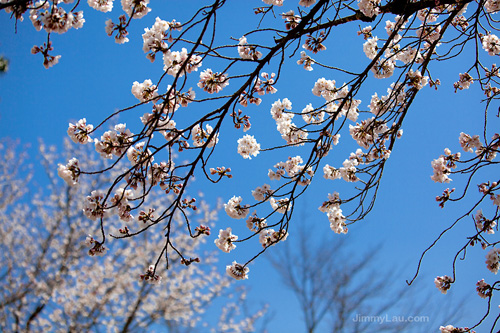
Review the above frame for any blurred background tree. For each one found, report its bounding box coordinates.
[0,139,266,332]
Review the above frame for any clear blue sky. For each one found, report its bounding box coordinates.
[1,1,499,331]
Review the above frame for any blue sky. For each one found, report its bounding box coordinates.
[1,1,499,331]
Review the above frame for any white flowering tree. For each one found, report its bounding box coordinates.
[0,140,266,332]
[3,0,500,330]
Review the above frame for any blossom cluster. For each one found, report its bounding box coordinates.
[349,117,389,149]
[476,279,492,299]
[485,248,500,274]
[237,134,260,159]
[475,209,497,234]
[83,190,110,221]
[68,118,93,144]
[460,132,499,162]
[214,227,238,253]
[259,228,289,248]
[140,265,162,284]
[454,73,474,91]
[26,0,154,65]
[270,98,308,146]
[318,192,347,234]
[142,17,170,60]
[29,0,84,34]
[358,13,448,82]
[192,124,219,148]
[132,79,158,103]
[238,36,263,60]
[87,0,113,12]
[368,83,406,116]
[122,0,150,18]
[95,123,133,159]
[224,196,250,219]
[111,188,135,222]
[85,234,108,256]
[57,158,80,187]
[246,212,268,232]
[268,156,315,187]
[252,184,274,202]
[485,0,500,12]
[226,261,249,280]
[164,48,203,77]
[105,15,129,44]
[482,34,500,56]
[197,69,229,94]
[459,132,482,153]
[311,78,360,122]
[358,0,380,18]
[434,275,453,294]
[281,10,301,30]
[439,325,475,333]
[430,148,461,183]
[269,197,292,214]
[323,159,358,182]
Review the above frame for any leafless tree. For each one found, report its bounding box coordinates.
[269,223,462,332]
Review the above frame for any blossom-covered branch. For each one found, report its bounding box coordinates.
[3,0,500,329]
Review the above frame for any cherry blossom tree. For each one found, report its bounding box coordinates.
[3,0,500,330]
[0,140,266,332]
